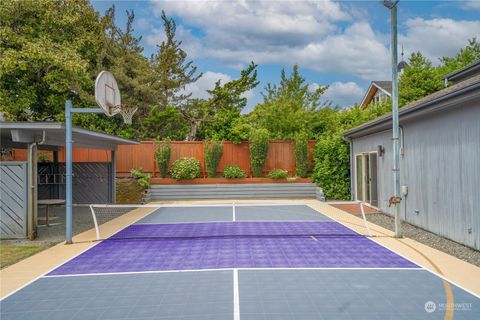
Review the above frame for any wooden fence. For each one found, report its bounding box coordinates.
[10,140,316,177]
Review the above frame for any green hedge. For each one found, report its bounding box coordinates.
[222,164,248,179]
[267,168,288,179]
[170,158,201,180]
[130,168,151,189]
[294,132,309,178]
[249,128,270,177]
[311,131,350,200]
[204,140,224,178]
[155,139,171,178]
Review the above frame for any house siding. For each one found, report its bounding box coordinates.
[350,100,480,250]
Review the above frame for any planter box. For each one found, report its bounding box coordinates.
[150,177,312,185]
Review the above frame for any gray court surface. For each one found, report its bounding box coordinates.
[135,206,233,224]
[238,269,480,320]
[2,269,479,320]
[135,205,330,224]
[235,205,331,221]
[1,271,233,320]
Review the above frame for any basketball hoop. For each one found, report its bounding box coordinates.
[119,104,138,125]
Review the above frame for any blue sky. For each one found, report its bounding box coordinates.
[91,0,480,111]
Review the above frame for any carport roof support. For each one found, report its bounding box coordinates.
[0,122,138,150]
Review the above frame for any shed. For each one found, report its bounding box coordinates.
[343,73,480,250]
[0,122,138,239]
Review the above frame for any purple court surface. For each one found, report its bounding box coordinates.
[49,221,418,275]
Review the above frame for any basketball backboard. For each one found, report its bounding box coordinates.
[95,71,121,117]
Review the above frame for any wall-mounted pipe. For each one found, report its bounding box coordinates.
[27,142,37,240]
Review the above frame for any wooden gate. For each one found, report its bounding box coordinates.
[0,162,28,238]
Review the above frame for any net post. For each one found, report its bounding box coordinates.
[89,205,101,240]
[360,202,372,237]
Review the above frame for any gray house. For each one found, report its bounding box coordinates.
[344,61,480,250]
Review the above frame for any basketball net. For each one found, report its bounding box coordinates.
[119,104,138,125]
[106,103,138,125]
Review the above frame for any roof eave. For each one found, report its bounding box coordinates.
[344,81,480,139]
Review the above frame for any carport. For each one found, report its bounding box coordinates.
[0,122,138,240]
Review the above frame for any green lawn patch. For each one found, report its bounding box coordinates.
[1,241,46,269]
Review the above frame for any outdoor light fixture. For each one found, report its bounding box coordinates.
[377,145,385,157]
[382,0,399,9]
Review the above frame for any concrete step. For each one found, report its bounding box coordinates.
[145,183,324,202]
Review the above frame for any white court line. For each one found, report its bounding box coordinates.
[233,269,240,320]
[304,203,480,299]
[0,205,159,302]
[42,267,424,278]
[232,202,236,221]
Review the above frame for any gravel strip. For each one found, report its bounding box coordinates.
[367,212,480,267]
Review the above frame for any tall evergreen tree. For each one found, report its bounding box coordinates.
[150,11,202,109]
[247,65,329,139]
[398,52,443,107]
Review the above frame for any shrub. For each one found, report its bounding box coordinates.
[249,128,270,177]
[130,168,151,189]
[267,168,288,179]
[311,131,350,200]
[204,140,224,178]
[295,132,309,178]
[222,164,248,179]
[155,139,171,178]
[170,157,201,180]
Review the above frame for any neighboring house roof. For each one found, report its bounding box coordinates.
[443,59,480,85]
[344,74,480,139]
[359,81,392,108]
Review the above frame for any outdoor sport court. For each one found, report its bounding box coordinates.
[1,203,479,319]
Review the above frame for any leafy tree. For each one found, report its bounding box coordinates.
[438,38,480,79]
[398,52,443,107]
[200,62,259,141]
[140,105,189,140]
[180,63,258,141]
[0,0,103,120]
[312,102,391,199]
[247,65,329,139]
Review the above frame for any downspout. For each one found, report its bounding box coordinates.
[27,142,37,240]
[27,131,46,240]
[399,125,405,157]
[342,136,354,201]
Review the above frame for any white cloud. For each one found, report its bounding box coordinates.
[137,18,151,30]
[400,18,480,64]
[183,71,232,99]
[147,1,479,81]
[311,81,365,107]
[145,24,203,58]
[461,1,480,9]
